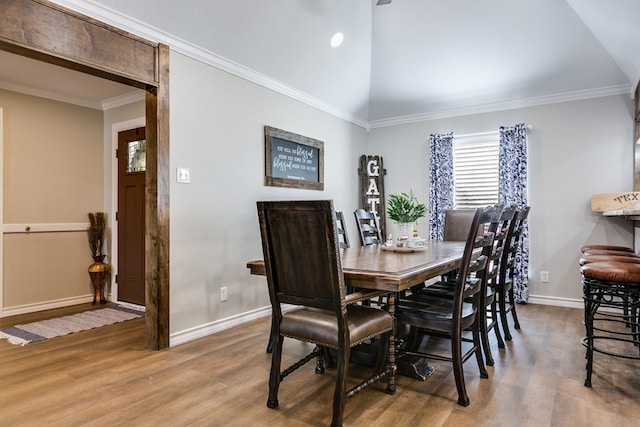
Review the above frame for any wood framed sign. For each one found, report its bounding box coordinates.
[264,126,324,190]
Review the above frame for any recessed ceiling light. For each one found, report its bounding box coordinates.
[330,32,344,48]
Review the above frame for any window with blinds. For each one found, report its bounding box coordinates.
[452,138,499,209]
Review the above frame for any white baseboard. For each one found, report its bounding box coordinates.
[3,294,585,342]
[1,294,97,317]
[169,304,303,347]
[170,305,273,347]
[170,297,587,348]
[527,294,583,309]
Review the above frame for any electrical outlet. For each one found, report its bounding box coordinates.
[540,271,549,283]
[220,286,228,302]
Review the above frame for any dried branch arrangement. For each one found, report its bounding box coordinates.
[87,212,106,257]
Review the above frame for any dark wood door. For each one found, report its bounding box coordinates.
[118,127,146,305]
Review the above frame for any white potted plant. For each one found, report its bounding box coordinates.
[386,190,427,240]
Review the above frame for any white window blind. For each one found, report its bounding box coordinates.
[453,138,499,209]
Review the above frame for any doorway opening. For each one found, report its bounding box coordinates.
[1,0,170,349]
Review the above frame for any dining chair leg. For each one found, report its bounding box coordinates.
[499,292,513,341]
[478,300,495,366]
[472,319,489,379]
[480,324,494,366]
[508,287,521,329]
[267,335,284,409]
[451,328,470,406]
[491,299,505,348]
[374,334,390,373]
[266,316,276,353]
[331,347,349,427]
[315,346,327,374]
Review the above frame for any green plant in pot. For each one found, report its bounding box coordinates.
[387,190,427,239]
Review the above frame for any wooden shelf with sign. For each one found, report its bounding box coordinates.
[592,192,640,221]
[591,192,640,212]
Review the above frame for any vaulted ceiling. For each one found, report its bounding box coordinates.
[1,0,639,125]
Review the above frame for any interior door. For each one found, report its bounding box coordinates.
[117,127,146,305]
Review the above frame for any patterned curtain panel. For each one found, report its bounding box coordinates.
[499,123,530,303]
[428,133,455,240]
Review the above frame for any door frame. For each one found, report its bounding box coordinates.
[111,118,146,304]
[0,0,170,349]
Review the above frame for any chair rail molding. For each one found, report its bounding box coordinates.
[2,223,89,234]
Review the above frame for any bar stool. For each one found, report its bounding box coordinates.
[580,262,640,387]
[581,245,634,253]
[582,249,640,257]
[579,254,640,266]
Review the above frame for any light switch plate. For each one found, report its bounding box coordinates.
[177,167,190,183]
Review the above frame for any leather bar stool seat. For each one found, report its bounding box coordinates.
[581,244,634,253]
[580,261,640,388]
[581,261,640,283]
[579,254,640,266]
[582,249,639,257]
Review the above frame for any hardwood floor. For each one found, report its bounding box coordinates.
[1,303,639,426]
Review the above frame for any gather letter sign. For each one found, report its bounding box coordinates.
[358,155,386,237]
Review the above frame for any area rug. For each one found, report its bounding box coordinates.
[0,304,145,346]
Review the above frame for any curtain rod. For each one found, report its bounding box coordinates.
[455,125,532,139]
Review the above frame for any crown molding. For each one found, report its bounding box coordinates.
[631,59,640,97]
[169,36,370,129]
[40,2,639,130]
[368,84,632,129]
[0,80,103,110]
[101,90,145,110]
[49,0,370,128]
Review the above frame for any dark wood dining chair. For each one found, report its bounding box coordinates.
[418,204,509,366]
[494,205,530,340]
[335,211,350,249]
[264,209,350,353]
[257,200,394,427]
[395,204,502,406]
[482,204,517,359]
[443,209,477,241]
[439,208,477,282]
[354,208,383,245]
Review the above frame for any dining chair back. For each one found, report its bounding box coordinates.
[440,208,479,282]
[354,208,383,245]
[443,209,477,241]
[257,200,393,427]
[495,205,530,340]
[396,204,501,406]
[335,211,350,249]
[480,204,517,362]
[422,203,507,365]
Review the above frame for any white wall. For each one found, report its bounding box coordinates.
[169,52,367,338]
[367,94,634,305]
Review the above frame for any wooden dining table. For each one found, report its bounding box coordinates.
[247,240,467,292]
[246,240,468,393]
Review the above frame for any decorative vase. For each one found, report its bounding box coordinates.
[88,255,110,305]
